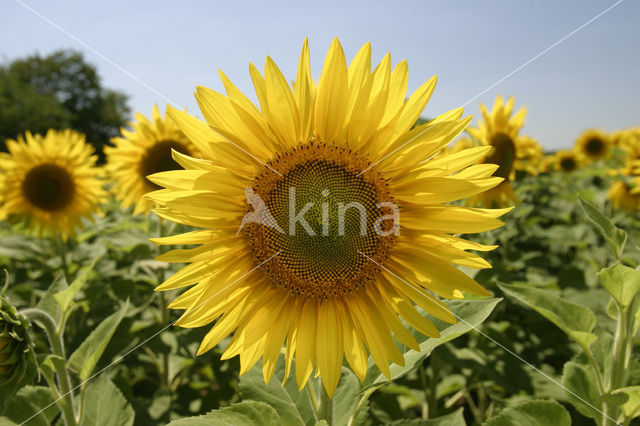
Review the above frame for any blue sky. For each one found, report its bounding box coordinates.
[1,0,638,150]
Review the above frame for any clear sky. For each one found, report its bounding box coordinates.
[1,0,638,150]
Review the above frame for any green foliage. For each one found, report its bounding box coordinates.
[79,376,135,426]
[5,162,640,425]
[483,400,571,426]
[498,283,597,350]
[0,50,130,159]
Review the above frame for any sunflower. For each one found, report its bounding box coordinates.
[105,105,198,215]
[553,149,580,173]
[608,180,640,212]
[514,135,543,176]
[0,129,104,241]
[465,95,527,207]
[575,129,610,163]
[146,38,508,397]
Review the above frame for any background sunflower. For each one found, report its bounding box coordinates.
[105,105,198,215]
[466,95,527,207]
[575,128,610,163]
[0,129,105,241]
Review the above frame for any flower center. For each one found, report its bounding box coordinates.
[244,143,397,299]
[486,132,516,180]
[22,164,75,211]
[560,157,576,172]
[585,138,604,156]
[141,140,190,190]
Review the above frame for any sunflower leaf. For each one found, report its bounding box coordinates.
[68,301,128,380]
[53,256,100,318]
[498,283,597,351]
[599,263,640,309]
[79,375,135,426]
[483,400,571,426]
[361,298,501,392]
[579,197,627,260]
[561,360,602,421]
[239,359,315,426]
[387,407,465,425]
[166,401,280,425]
[0,386,58,426]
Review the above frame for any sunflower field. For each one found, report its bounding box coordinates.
[1,38,640,426]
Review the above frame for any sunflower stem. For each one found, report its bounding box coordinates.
[318,380,333,426]
[21,308,77,426]
[55,237,70,283]
[603,301,632,426]
[155,217,171,389]
[305,380,320,419]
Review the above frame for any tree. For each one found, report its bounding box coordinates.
[0,50,130,160]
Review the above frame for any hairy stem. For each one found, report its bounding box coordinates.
[347,387,376,426]
[21,308,76,426]
[318,380,333,426]
[603,302,631,426]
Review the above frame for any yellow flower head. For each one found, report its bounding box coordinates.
[146,38,508,397]
[574,129,610,163]
[553,149,581,173]
[105,105,198,215]
[466,95,527,207]
[0,129,105,241]
[514,135,543,176]
[608,178,640,212]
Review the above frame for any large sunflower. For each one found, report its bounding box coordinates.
[105,105,198,214]
[147,38,508,396]
[466,95,527,207]
[0,129,104,241]
[575,129,610,163]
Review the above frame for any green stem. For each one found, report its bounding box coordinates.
[55,237,70,283]
[603,302,632,426]
[318,380,333,426]
[418,362,429,419]
[305,381,320,419]
[347,387,376,426]
[155,217,171,388]
[21,308,77,426]
[584,348,606,395]
[427,357,439,419]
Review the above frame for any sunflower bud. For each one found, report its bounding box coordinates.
[0,294,36,399]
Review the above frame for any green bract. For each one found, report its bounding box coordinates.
[0,294,36,400]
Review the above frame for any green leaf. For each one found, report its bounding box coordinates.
[389,408,465,425]
[239,359,314,426]
[333,369,361,426]
[562,360,602,421]
[498,283,597,350]
[79,375,134,426]
[68,301,128,380]
[580,197,627,259]
[166,401,280,425]
[483,400,570,426]
[0,386,58,426]
[599,263,640,309]
[361,298,501,392]
[611,386,640,418]
[36,274,68,325]
[53,257,99,316]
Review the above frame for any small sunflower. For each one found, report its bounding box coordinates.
[553,149,580,173]
[608,164,640,212]
[514,135,543,176]
[0,130,104,241]
[105,105,198,215]
[147,38,508,396]
[575,129,610,163]
[466,95,527,207]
